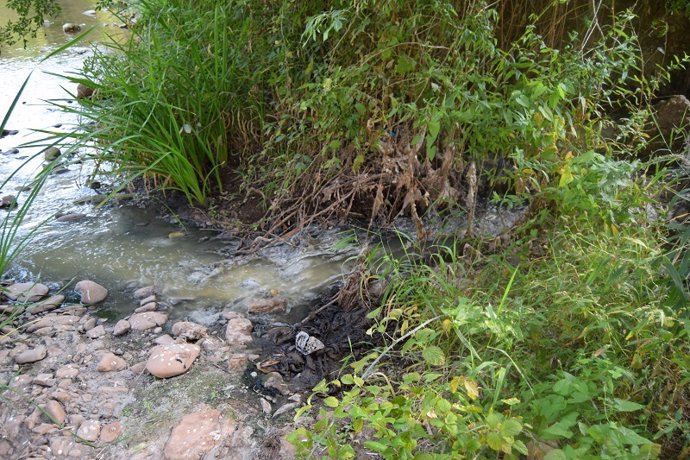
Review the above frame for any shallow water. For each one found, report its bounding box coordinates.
[0,1,356,322]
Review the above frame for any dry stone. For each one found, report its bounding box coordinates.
[26,295,64,314]
[100,421,123,443]
[86,325,106,339]
[113,319,130,336]
[5,282,49,302]
[27,315,79,332]
[224,312,253,348]
[14,345,47,364]
[97,352,127,372]
[171,321,207,341]
[129,311,168,331]
[76,420,101,442]
[163,407,234,460]
[248,296,288,314]
[146,343,200,378]
[44,400,66,425]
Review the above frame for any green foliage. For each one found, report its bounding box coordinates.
[0,0,60,52]
[74,0,265,204]
[290,152,690,457]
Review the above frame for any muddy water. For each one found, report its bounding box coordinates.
[0,1,356,322]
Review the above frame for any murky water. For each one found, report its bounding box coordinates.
[0,1,356,322]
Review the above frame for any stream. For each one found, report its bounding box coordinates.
[0,0,357,324]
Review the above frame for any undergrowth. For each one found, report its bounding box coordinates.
[289,164,690,458]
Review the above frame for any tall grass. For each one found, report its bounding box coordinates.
[71,0,264,205]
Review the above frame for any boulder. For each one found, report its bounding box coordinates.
[44,400,66,425]
[26,295,64,314]
[76,420,100,442]
[99,421,123,443]
[146,343,200,378]
[86,325,106,339]
[133,285,156,299]
[75,280,108,305]
[113,319,130,336]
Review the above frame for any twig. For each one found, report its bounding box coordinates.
[362,315,442,380]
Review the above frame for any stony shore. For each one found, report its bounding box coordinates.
[0,280,300,459]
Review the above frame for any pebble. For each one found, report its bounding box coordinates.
[62,23,81,33]
[260,398,272,415]
[75,280,108,305]
[227,353,259,372]
[133,286,156,299]
[248,296,288,314]
[171,321,207,341]
[224,312,253,348]
[139,294,156,305]
[55,365,79,379]
[14,345,47,364]
[33,373,55,387]
[146,343,200,378]
[264,372,290,396]
[44,400,66,425]
[76,83,94,99]
[129,311,168,331]
[97,352,127,372]
[76,420,101,442]
[153,334,175,345]
[26,295,65,314]
[5,282,49,302]
[295,331,325,355]
[86,325,106,339]
[134,302,156,313]
[0,194,17,209]
[44,146,60,161]
[113,319,131,336]
[100,421,123,442]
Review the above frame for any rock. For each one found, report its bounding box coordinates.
[163,408,234,460]
[14,345,47,364]
[76,83,94,99]
[642,95,690,158]
[44,400,66,425]
[129,311,168,331]
[0,194,17,209]
[264,372,290,396]
[76,420,100,442]
[27,315,79,332]
[133,286,156,299]
[295,331,325,355]
[62,23,81,33]
[33,373,55,387]
[55,365,79,379]
[139,294,156,305]
[153,334,175,345]
[1,129,18,138]
[171,321,207,341]
[134,302,156,313]
[81,317,97,332]
[75,280,108,305]
[99,421,123,443]
[227,353,259,372]
[168,231,185,239]
[248,296,288,315]
[86,325,106,339]
[44,146,60,161]
[129,361,147,374]
[113,319,130,336]
[273,402,300,418]
[4,282,49,302]
[260,398,272,415]
[55,213,86,222]
[224,312,253,348]
[146,343,200,378]
[26,295,64,314]
[97,352,127,372]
